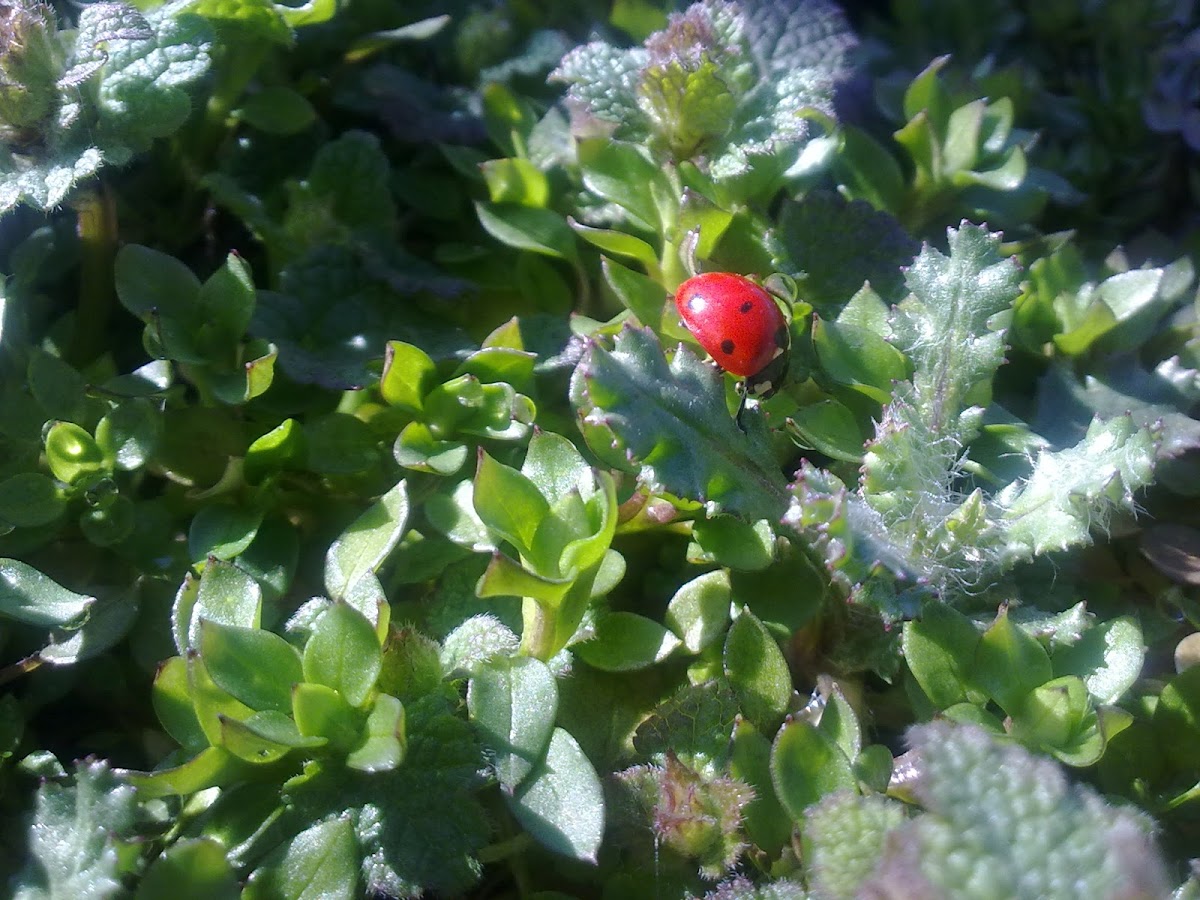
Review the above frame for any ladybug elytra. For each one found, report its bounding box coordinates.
[674,272,790,399]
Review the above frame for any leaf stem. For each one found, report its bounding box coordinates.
[67,183,117,368]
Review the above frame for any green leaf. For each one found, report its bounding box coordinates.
[44,421,106,485]
[237,85,317,135]
[292,682,361,752]
[834,126,906,214]
[577,139,663,230]
[0,559,94,628]
[303,602,382,708]
[724,608,792,731]
[786,399,866,463]
[473,451,549,560]
[198,252,256,349]
[13,760,136,900]
[771,718,856,823]
[189,654,255,748]
[135,838,238,900]
[476,552,571,605]
[902,603,981,710]
[573,611,681,671]
[570,220,659,271]
[123,747,247,799]
[0,474,66,529]
[115,244,202,321]
[188,504,263,564]
[94,399,161,470]
[394,422,469,475]
[1153,666,1200,771]
[324,479,409,601]
[1053,616,1145,705]
[468,656,557,791]
[475,202,578,263]
[973,609,1053,716]
[200,620,303,713]
[187,559,262,651]
[602,257,675,332]
[346,693,406,773]
[1011,675,1089,751]
[665,569,732,653]
[902,56,951,132]
[380,341,437,414]
[152,655,208,753]
[570,325,789,521]
[690,516,775,571]
[245,419,305,484]
[243,816,360,900]
[730,719,792,854]
[507,728,604,862]
[481,157,550,207]
[819,687,862,762]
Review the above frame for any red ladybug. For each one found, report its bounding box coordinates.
[674,272,790,398]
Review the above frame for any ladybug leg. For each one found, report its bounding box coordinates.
[734,380,749,433]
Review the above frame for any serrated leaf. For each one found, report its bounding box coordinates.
[888,722,1171,899]
[889,223,1021,431]
[998,415,1157,562]
[1053,616,1145,706]
[13,761,136,900]
[571,325,788,520]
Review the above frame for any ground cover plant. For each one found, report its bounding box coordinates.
[2,0,1200,896]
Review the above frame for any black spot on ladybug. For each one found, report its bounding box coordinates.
[720,339,735,356]
[740,301,754,313]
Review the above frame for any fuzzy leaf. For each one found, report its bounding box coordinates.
[803,792,907,899]
[13,760,137,900]
[863,722,1171,899]
[998,415,1158,562]
[774,192,918,309]
[571,325,788,521]
[887,222,1022,439]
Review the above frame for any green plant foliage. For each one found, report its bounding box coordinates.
[4,0,1200,895]
[12,760,137,899]
[0,0,213,212]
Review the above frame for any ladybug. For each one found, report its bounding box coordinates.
[674,272,790,404]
